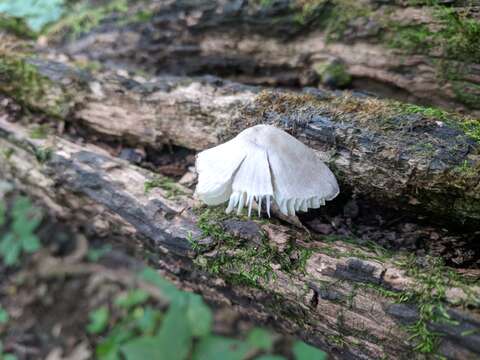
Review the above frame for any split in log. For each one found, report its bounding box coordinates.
[0,113,479,360]
[45,0,480,115]
[0,53,479,230]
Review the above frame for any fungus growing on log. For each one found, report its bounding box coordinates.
[195,124,339,216]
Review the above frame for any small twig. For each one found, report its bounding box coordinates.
[62,233,89,264]
[35,260,170,306]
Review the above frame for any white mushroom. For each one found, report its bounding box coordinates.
[195,124,339,217]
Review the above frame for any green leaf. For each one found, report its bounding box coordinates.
[96,338,121,360]
[461,328,480,337]
[0,306,9,324]
[256,356,287,360]
[13,216,41,237]
[192,336,251,360]
[114,289,150,309]
[11,196,32,217]
[186,294,213,337]
[3,354,18,360]
[0,232,15,255]
[0,201,5,227]
[102,322,137,345]
[97,328,136,360]
[121,305,194,360]
[135,307,161,335]
[121,336,164,360]
[2,241,21,266]
[20,234,40,253]
[10,196,42,238]
[0,0,65,32]
[138,267,186,304]
[292,341,327,360]
[154,304,193,360]
[246,328,274,352]
[87,306,109,334]
[12,208,42,236]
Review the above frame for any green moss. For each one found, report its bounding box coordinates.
[324,242,478,354]
[436,7,480,64]
[435,6,480,107]
[34,146,52,163]
[0,14,36,38]
[45,0,127,38]
[293,0,327,24]
[363,254,478,354]
[144,177,185,198]
[451,81,480,110]
[317,245,341,258]
[195,207,272,287]
[194,205,478,355]
[417,141,435,155]
[288,1,479,110]
[254,90,327,122]
[75,59,103,73]
[0,55,45,104]
[314,61,352,88]
[384,2,480,108]
[387,25,433,53]
[195,206,313,287]
[258,0,274,6]
[395,103,450,121]
[393,255,479,353]
[292,0,372,41]
[326,334,348,348]
[386,2,479,62]
[454,160,478,177]
[364,283,410,302]
[320,231,478,354]
[0,53,72,117]
[326,0,372,41]
[321,234,394,262]
[1,148,14,160]
[132,9,154,23]
[395,102,480,144]
[29,124,49,139]
[45,0,153,39]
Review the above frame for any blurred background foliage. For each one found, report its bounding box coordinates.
[0,0,65,33]
[0,192,328,360]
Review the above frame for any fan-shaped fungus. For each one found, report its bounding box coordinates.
[195,124,339,217]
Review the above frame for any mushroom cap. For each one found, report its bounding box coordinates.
[195,124,339,216]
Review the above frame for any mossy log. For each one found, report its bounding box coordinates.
[49,0,480,115]
[0,55,479,230]
[1,115,479,360]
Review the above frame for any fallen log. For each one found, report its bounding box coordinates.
[46,0,480,115]
[1,113,480,359]
[0,54,479,230]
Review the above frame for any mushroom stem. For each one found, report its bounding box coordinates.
[247,194,254,217]
[266,196,271,218]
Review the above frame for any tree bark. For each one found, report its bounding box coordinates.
[1,115,479,360]
[49,0,480,116]
[1,55,479,230]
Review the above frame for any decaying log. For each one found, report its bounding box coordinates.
[48,0,480,115]
[0,55,479,229]
[1,116,480,360]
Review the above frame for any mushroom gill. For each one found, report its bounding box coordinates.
[195,124,339,217]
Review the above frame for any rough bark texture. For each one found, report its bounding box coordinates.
[1,55,479,230]
[50,0,480,115]
[1,116,479,360]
